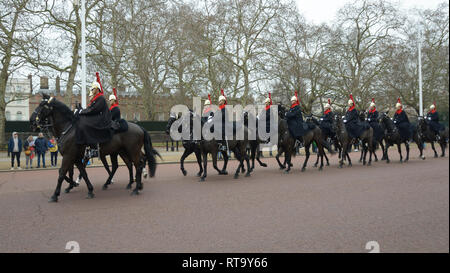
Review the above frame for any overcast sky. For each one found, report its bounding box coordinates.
[295,0,447,24]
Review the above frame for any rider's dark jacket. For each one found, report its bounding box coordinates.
[393,108,412,140]
[367,108,383,141]
[286,103,307,139]
[110,103,128,133]
[344,106,368,139]
[319,109,334,138]
[76,93,113,145]
[426,110,444,133]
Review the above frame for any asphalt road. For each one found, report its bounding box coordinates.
[0,147,448,253]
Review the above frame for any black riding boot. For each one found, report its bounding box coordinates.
[87,144,99,159]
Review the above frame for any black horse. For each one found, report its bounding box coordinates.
[30,94,158,202]
[379,112,422,163]
[275,105,327,173]
[417,116,449,158]
[166,110,230,177]
[358,111,386,163]
[333,114,374,168]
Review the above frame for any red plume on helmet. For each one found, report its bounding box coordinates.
[220,89,227,105]
[349,94,355,105]
[397,97,401,104]
[208,93,211,104]
[372,98,375,103]
[328,98,331,105]
[295,90,299,102]
[268,92,272,105]
[95,72,104,94]
[113,87,118,105]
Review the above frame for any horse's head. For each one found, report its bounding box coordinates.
[417,116,427,131]
[30,93,55,132]
[359,111,367,121]
[166,112,179,134]
[277,104,286,119]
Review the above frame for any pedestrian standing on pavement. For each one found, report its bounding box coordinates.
[23,135,35,169]
[34,133,48,168]
[8,132,22,170]
[49,136,58,167]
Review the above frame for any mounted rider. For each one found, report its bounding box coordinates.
[393,98,412,141]
[426,102,444,141]
[319,98,335,140]
[216,90,228,151]
[286,91,307,142]
[109,88,128,133]
[76,78,112,158]
[344,94,369,139]
[367,98,383,142]
[202,94,213,124]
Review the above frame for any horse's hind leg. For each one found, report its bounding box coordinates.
[233,149,242,179]
[397,143,403,163]
[194,149,203,177]
[256,147,267,168]
[180,149,191,176]
[200,151,208,182]
[103,154,118,190]
[276,147,285,169]
[431,142,438,158]
[220,150,229,175]
[301,143,310,172]
[131,160,143,196]
[405,142,410,162]
[75,161,95,199]
[64,166,77,193]
[51,163,73,202]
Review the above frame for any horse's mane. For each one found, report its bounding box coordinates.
[50,99,74,122]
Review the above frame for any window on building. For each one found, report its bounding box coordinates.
[134,112,141,121]
[16,111,23,120]
[158,113,165,121]
[5,111,11,120]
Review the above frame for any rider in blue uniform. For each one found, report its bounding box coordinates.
[393,98,412,141]
[319,99,335,139]
[286,93,306,141]
[367,98,383,142]
[426,103,444,141]
[344,94,367,139]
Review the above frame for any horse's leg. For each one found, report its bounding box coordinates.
[385,142,390,163]
[339,142,346,168]
[131,158,143,196]
[194,149,203,177]
[250,142,256,171]
[440,140,446,157]
[301,143,310,172]
[75,161,95,199]
[284,149,292,174]
[50,162,72,202]
[212,150,222,174]
[103,154,118,190]
[256,146,267,168]
[124,155,135,190]
[220,150,229,175]
[362,141,367,165]
[431,142,438,158]
[233,149,242,179]
[244,148,251,177]
[200,151,208,182]
[276,146,285,169]
[397,143,403,163]
[179,148,191,176]
[405,141,410,162]
[359,148,364,163]
[64,166,77,193]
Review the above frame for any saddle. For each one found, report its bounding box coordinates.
[111,119,128,133]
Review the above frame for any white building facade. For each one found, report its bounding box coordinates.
[5,78,31,121]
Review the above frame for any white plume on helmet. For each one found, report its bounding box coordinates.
[204,99,211,106]
[430,104,435,110]
[218,95,226,103]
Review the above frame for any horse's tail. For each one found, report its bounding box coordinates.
[141,127,160,177]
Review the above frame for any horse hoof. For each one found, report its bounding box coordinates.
[374,158,378,162]
[368,162,371,166]
[245,173,251,177]
[86,193,95,199]
[64,188,71,194]
[319,167,323,171]
[126,184,132,190]
[130,190,139,196]
[234,174,239,179]
[196,172,202,177]
[421,156,426,160]
[182,170,187,176]
[301,168,306,172]
[349,163,352,167]
[260,163,267,167]
[220,171,228,175]
[326,162,330,166]
[284,170,290,174]
[49,196,58,203]
[102,185,108,190]
[313,164,318,168]
[279,166,285,170]
[434,155,438,158]
[363,162,366,166]
[199,177,205,182]
[441,155,445,158]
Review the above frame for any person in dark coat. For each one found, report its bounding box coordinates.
[262,96,272,134]
[367,98,383,142]
[202,95,214,125]
[215,94,228,151]
[76,81,113,157]
[393,99,412,141]
[319,99,335,139]
[426,103,444,141]
[109,94,128,133]
[344,94,367,139]
[34,132,48,168]
[8,132,22,170]
[286,94,307,140]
